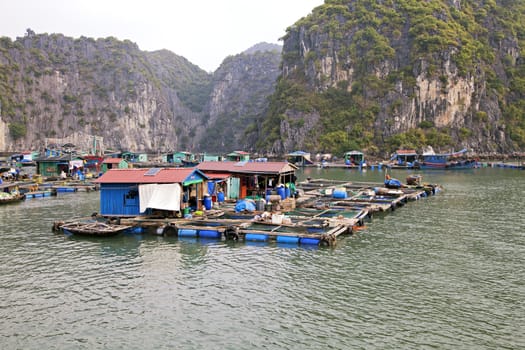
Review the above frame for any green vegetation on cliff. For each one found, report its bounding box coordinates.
[260,0,525,155]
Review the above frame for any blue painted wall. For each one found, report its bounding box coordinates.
[99,184,140,216]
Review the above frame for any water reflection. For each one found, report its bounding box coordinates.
[1,169,524,349]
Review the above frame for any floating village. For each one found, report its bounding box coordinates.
[1,146,523,247]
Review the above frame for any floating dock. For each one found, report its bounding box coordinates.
[82,176,442,247]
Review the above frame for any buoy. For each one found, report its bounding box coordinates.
[199,229,221,239]
[300,237,320,245]
[178,229,198,237]
[276,236,300,244]
[245,233,268,242]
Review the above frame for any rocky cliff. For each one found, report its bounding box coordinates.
[3,0,525,158]
[198,43,281,153]
[259,0,525,156]
[0,31,280,155]
[0,31,209,153]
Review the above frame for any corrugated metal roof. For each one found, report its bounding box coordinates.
[103,158,125,164]
[227,151,250,155]
[201,172,231,180]
[95,168,208,184]
[197,161,297,174]
[34,155,80,161]
[395,150,417,155]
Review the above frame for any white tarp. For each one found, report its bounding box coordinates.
[139,183,181,213]
[139,184,156,213]
[69,160,84,170]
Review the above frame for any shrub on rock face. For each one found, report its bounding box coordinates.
[9,122,27,140]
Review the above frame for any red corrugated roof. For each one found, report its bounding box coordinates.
[202,172,231,180]
[103,158,125,164]
[95,168,204,184]
[197,161,296,174]
[396,150,417,155]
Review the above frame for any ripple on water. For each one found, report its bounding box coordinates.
[1,174,524,349]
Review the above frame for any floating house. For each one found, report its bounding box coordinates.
[390,149,418,167]
[343,151,366,166]
[121,151,148,163]
[101,158,129,172]
[162,152,223,166]
[10,151,39,166]
[94,168,209,217]
[286,151,314,166]
[225,151,250,162]
[34,154,84,177]
[202,153,223,162]
[83,156,104,175]
[197,161,297,200]
[163,151,195,165]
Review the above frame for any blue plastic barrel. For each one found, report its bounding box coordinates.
[300,237,320,245]
[285,186,291,198]
[245,233,268,242]
[178,229,198,237]
[203,196,212,210]
[277,186,286,200]
[129,226,143,234]
[332,189,347,199]
[199,229,221,239]
[276,236,300,244]
[217,192,225,203]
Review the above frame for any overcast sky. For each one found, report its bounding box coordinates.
[0,0,324,72]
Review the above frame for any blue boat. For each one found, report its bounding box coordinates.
[419,149,478,169]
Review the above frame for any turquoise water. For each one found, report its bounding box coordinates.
[0,168,524,349]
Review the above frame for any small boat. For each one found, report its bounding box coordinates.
[419,149,478,169]
[0,192,26,204]
[0,183,26,204]
[58,222,132,237]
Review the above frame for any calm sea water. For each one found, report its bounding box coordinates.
[0,168,523,349]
